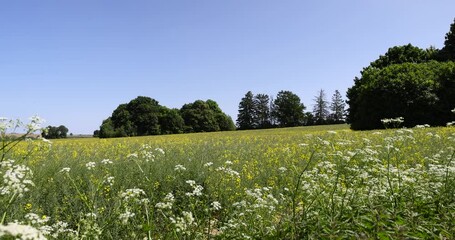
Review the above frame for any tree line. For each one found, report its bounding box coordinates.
[42,125,69,139]
[346,18,455,130]
[95,96,235,138]
[236,89,345,130]
[95,19,455,136]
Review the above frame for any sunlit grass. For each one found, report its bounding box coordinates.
[2,123,455,239]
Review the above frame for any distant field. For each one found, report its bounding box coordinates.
[2,124,455,239]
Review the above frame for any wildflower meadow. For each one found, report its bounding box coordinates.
[1,117,455,239]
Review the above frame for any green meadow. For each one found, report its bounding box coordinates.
[2,124,455,239]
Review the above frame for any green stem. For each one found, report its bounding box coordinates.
[1,192,18,225]
[291,150,315,239]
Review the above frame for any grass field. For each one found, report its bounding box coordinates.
[1,123,455,239]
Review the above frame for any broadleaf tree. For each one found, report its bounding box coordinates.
[272,90,305,127]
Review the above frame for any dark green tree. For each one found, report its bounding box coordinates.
[438,18,455,61]
[330,90,346,123]
[313,89,330,125]
[236,91,255,130]
[303,112,315,126]
[347,61,455,130]
[254,93,271,129]
[272,90,305,127]
[99,96,162,137]
[369,44,435,69]
[99,118,116,138]
[42,125,68,139]
[181,100,234,133]
[159,108,185,134]
[127,96,161,136]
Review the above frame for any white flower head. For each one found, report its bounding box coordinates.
[101,159,113,165]
[211,201,222,211]
[203,162,213,167]
[85,162,96,170]
[155,148,165,155]
[0,222,46,240]
[119,210,135,225]
[59,167,71,173]
[0,163,35,198]
[174,164,187,172]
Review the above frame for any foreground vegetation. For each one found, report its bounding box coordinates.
[1,120,455,239]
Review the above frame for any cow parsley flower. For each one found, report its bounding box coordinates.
[211,201,222,211]
[101,159,113,165]
[185,180,204,197]
[119,210,135,225]
[120,188,146,202]
[203,162,213,167]
[174,164,187,172]
[0,161,35,198]
[85,162,96,170]
[155,193,175,210]
[0,222,46,240]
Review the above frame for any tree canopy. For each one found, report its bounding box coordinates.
[42,125,68,139]
[272,91,306,127]
[347,19,455,130]
[180,100,235,133]
[98,96,234,138]
[439,18,455,61]
[347,61,455,130]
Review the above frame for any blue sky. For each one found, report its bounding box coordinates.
[1,1,454,134]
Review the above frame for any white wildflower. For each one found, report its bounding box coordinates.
[101,159,113,165]
[85,212,97,219]
[119,210,135,225]
[59,167,71,173]
[155,193,175,210]
[174,164,187,172]
[203,162,213,167]
[185,180,196,186]
[211,201,222,211]
[103,176,115,186]
[185,180,203,197]
[0,222,46,240]
[120,188,146,202]
[173,211,196,234]
[155,148,165,155]
[0,162,35,198]
[85,162,96,170]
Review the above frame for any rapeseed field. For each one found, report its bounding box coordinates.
[1,121,455,239]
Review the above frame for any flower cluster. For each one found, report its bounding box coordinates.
[0,160,34,198]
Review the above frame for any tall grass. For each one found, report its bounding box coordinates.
[1,122,455,239]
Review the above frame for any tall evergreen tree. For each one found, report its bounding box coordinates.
[269,95,277,126]
[253,93,271,128]
[439,18,455,61]
[330,90,346,123]
[236,91,255,129]
[313,89,330,125]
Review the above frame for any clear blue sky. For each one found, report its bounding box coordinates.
[1,1,454,134]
